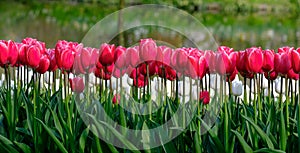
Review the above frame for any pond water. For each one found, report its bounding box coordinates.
[1,1,299,50]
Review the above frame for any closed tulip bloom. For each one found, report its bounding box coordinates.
[264,70,278,80]
[198,56,207,79]
[204,50,216,74]
[247,47,263,73]
[0,41,9,65]
[262,49,274,72]
[139,38,157,62]
[46,48,58,72]
[112,94,121,104]
[274,51,291,75]
[69,77,85,94]
[199,91,210,105]
[287,69,299,80]
[215,50,237,75]
[232,80,243,96]
[26,45,41,68]
[114,46,127,69]
[99,43,115,66]
[127,46,139,67]
[291,48,300,73]
[175,48,189,72]
[0,40,18,66]
[36,55,50,74]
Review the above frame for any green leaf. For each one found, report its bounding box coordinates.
[200,118,225,153]
[242,115,274,149]
[79,127,89,153]
[231,130,253,153]
[254,148,285,153]
[279,111,287,150]
[35,118,68,153]
[14,141,32,153]
[0,135,19,153]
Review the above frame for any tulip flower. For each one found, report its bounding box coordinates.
[0,40,18,66]
[262,49,274,72]
[114,46,127,69]
[247,47,263,73]
[139,38,157,62]
[204,50,216,74]
[46,48,58,72]
[232,80,243,96]
[36,55,50,74]
[291,48,300,73]
[215,47,237,76]
[287,69,299,80]
[112,94,121,104]
[69,77,85,94]
[274,51,291,75]
[99,43,115,66]
[26,45,41,69]
[199,91,210,105]
[127,46,139,67]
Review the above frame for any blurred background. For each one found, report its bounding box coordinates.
[0,0,299,50]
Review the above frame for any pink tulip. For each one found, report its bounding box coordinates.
[139,38,157,62]
[114,46,127,69]
[69,77,85,93]
[127,46,139,67]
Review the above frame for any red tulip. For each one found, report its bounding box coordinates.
[247,47,263,73]
[112,94,121,104]
[26,45,41,68]
[0,41,9,65]
[99,43,115,66]
[262,49,274,72]
[0,40,18,66]
[114,46,127,69]
[199,91,210,105]
[69,77,85,93]
[55,40,82,71]
[16,42,27,65]
[264,70,278,81]
[139,38,157,62]
[198,56,207,79]
[236,50,249,76]
[36,55,50,74]
[274,51,291,75]
[215,48,237,75]
[227,68,238,82]
[291,48,300,73]
[46,48,58,72]
[287,69,299,80]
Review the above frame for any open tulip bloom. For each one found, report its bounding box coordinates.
[0,37,300,152]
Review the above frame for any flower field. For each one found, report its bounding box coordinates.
[0,37,300,152]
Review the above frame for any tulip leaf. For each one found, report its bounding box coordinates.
[35,118,68,153]
[79,128,89,153]
[242,115,274,149]
[0,135,19,153]
[14,141,32,153]
[231,130,253,153]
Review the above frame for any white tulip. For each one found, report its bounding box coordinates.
[275,78,286,94]
[232,80,243,96]
[127,77,133,86]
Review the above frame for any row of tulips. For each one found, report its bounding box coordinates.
[1,37,300,152]
[1,38,300,86]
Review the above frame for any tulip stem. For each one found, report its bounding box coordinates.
[244,77,247,105]
[298,75,300,151]
[285,76,289,133]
